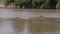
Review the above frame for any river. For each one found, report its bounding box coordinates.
[0,9,60,34]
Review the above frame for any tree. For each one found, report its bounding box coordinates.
[4,0,60,9]
[41,0,50,9]
[56,0,60,9]
[32,0,43,8]
[14,0,24,8]
[48,0,57,9]
[4,0,14,8]
[41,0,57,9]
[4,0,8,7]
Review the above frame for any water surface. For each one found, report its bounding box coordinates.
[0,9,60,34]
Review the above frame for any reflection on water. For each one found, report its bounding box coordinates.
[24,20,29,34]
[0,9,60,34]
[28,17,60,34]
[0,20,15,34]
[11,17,25,34]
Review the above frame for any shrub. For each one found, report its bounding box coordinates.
[56,0,60,9]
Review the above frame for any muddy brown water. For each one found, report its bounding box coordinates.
[0,9,60,34]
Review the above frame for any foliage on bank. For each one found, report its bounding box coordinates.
[4,0,60,9]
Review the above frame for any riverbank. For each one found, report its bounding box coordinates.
[0,3,60,13]
[0,8,60,13]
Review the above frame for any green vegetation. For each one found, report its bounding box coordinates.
[4,0,60,9]
[14,0,26,4]
[4,0,8,6]
[56,0,60,9]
